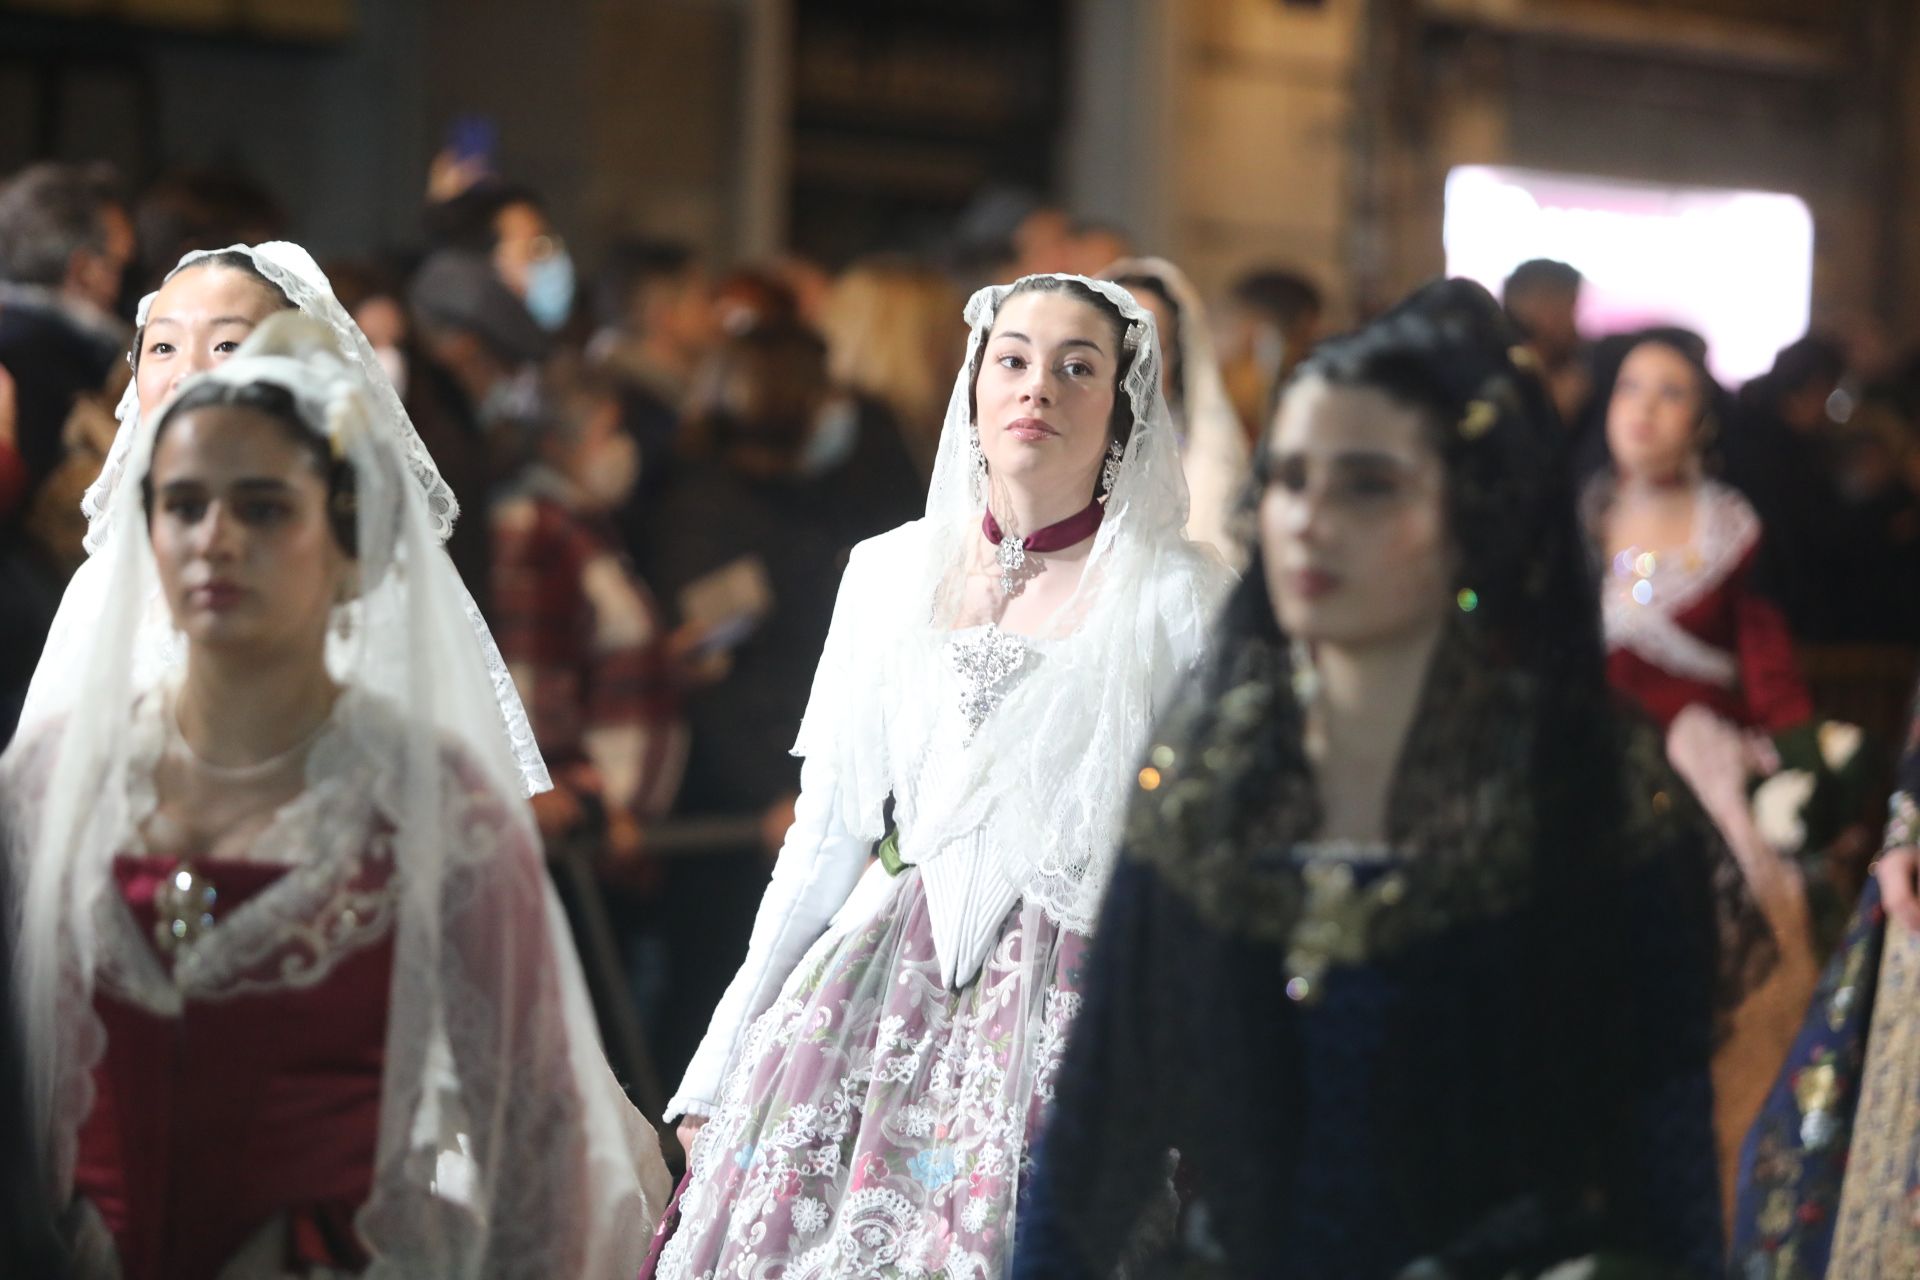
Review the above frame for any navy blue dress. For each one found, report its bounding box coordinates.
[1014,841,1726,1279]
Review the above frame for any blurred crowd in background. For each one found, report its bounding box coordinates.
[1,152,1915,1095]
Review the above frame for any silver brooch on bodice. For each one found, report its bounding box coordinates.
[948,626,1033,739]
[153,862,218,956]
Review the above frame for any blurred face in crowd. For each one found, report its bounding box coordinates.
[147,404,349,660]
[1283,308,1324,372]
[1606,341,1705,483]
[352,294,408,351]
[550,388,640,512]
[640,268,721,357]
[974,289,1122,514]
[72,202,135,315]
[1260,376,1453,648]
[1013,208,1075,278]
[491,199,556,300]
[1071,227,1131,278]
[1781,375,1842,435]
[136,264,289,413]
[351,294,411,399]
[1508,285,1581,365]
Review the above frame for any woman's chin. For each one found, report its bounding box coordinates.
[987,456,1098,502]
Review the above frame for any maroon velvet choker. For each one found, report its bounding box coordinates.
[981,499,1105,595]
[981,499,1105,553]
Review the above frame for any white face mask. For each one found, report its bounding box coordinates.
[576,430,641,510]
[525,250,577,333]
[799,399,859,477]
[373,345,408,401]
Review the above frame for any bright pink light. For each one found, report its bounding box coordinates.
[1444,165,1813,383]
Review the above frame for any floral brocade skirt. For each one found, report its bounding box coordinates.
[650,867,1088,1280]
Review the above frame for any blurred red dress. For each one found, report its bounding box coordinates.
[1603,478,1812,734]
[1601,477,1821,1209]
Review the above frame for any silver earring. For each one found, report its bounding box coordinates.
[969,424,988,499]
[334,600,354,643]
[1099,438,1124,500]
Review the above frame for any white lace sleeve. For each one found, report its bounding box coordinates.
[665,752,873,1122]
[1152,542,1235,711]
[360,761,668,1277]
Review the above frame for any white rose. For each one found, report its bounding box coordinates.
[1819,721,1864,772]
[1753,769,1817,853]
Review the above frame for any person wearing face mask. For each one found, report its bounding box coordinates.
[425,179,576,336]
[588,240,722,505]
[1012,281,1751,1279]
[631,321,922,1110]
[490,358,717,1095]
[490,356,692,877]
[639,276,1231,1279]
[408,247,551,505]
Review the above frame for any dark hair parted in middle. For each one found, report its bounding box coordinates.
[130,250,295,374]
[1266,277,1582,675]
[141,378,359,557]
[967,276,1139,463]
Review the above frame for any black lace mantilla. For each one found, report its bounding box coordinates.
[1128,622,1777,1018]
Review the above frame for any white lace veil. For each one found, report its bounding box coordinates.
[27,242,548,798]
[793,274,1231,933]
[2,313,666,1275]
[83,241,459,553]
[1102,256,1251,564]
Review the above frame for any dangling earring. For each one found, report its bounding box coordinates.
[1099,437,1124,502]
[1289,637,1320,706]
[333,578,357,644]
[969,423,988,502]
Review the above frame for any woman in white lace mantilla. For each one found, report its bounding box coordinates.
[3,252,668,1277]
[643,275,1231,1279]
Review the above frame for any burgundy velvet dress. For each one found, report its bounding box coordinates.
[72,852,393,1279]
[1602,479,1812,735]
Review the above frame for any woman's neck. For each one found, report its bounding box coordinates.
[1612,464,1697,505]
[176,644,339,768]
[1606,466,1699,551]
[987,474,1097,542]
[1311,619,1443,770]
[1305,619,1444,841]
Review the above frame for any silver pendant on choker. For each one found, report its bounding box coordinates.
[995,534,1029,597]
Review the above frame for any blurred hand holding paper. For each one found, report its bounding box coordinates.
[679,556,775,654]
